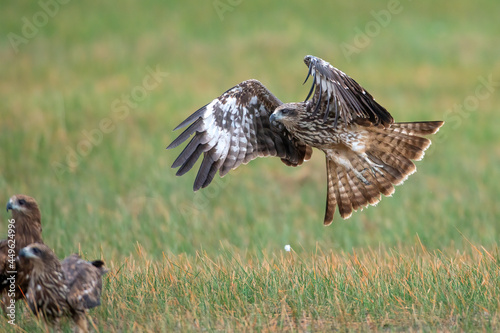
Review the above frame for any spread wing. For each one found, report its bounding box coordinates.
[167,79,312,191]
[303,55,393,127]
[62,254,106,310]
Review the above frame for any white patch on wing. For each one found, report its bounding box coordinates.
[213,130,230,161]
[203,114,218,143]
[326,81,333,99]
[80,280,98,297]
[235,114,248,162]
[203,100,218,119]
[249,95,258,105]
[205,133,220,151]
[226,97,240,114]
[259,104,268,116]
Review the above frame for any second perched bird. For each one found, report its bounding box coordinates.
[19,243,107,333]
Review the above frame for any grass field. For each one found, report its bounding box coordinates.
[1,0,499,331]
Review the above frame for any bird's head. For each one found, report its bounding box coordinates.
[270,103,306,131]
[6,194,41,220]
[19,243,58,269]
[6,194,39,214]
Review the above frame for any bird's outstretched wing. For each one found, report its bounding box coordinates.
[303,55,394,127]
[167,79,312,191]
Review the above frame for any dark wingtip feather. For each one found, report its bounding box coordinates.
[303,61,313,85]
[312,79,322,116]
[201,161,223,189]
[173,105,207,131]
[323,95,331,122]
[304,70,316,102]
[171,136,203,168]
[167,118,203,150]
[193,154,215,191]
[175,144,206,175]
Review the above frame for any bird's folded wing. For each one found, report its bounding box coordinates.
[62,255,104,310]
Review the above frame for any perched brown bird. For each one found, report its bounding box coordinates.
[167,55,443,225]
[19,243,107,333]
[1,194,44,314]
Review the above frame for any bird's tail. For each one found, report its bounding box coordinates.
[91,260,109,275]
[324,121,443,225]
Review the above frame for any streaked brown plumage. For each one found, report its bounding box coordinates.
[1,194,44,313]
[167,55,443,225]
[61,254,106,313]
[19,243,107,333]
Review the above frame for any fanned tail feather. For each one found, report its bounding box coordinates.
[389,121,444,136]
[324,121,443,224]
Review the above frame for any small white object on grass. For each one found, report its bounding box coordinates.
[284,244,291,252]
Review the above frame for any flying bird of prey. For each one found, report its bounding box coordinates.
[167,55,443,225]
[1,194,44,313]
[19,243,107,333]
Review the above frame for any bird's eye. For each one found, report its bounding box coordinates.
[32,247,41,256]
[281,109,290,115]
[18,199,26,206]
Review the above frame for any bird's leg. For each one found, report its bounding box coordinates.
[72,311,89,333]
[353,168,370,185]
[360,154,385,179]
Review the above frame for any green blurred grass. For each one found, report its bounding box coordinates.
[1,0,499,331]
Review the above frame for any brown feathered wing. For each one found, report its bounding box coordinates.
[61,254,107,310]
[167,79,312,191]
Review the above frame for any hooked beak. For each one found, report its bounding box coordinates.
[6,201,13,212]
[270,113,282,126]
[19,247,37,259]
[19,247,29,258]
